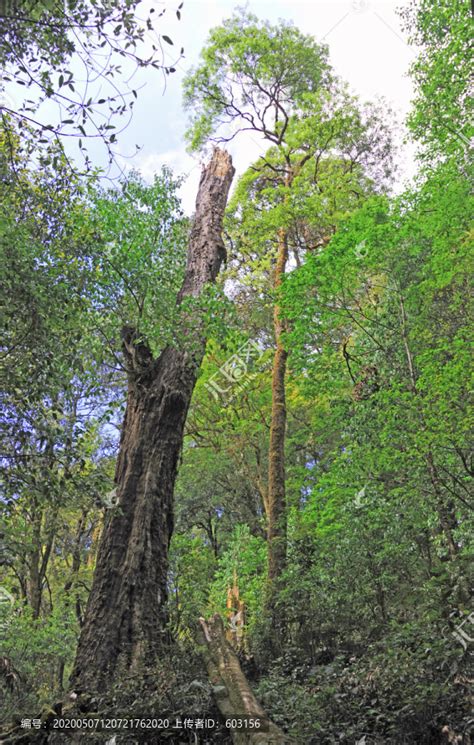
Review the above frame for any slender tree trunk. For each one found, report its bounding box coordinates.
[70,149,234,695]
[267,250,288,580]
[266,224,289,632]
[63,509,90,628]
[27,551,41,619]
[63,509,88,596]
[27,503,56,619]
[27,430,59,619]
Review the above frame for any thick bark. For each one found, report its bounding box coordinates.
[70,149,234,694]
[198,614,288,744]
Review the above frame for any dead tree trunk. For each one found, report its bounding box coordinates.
[70,149,234,695]
[199,614,289,744]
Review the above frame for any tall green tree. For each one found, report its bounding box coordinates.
[399,0,472,162]
[184,10,394,639]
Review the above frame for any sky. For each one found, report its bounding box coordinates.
[0,0,417,209]
[111,0,418,212]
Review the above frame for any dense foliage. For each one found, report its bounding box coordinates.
[1,1,472,743]
[0,0,183,171]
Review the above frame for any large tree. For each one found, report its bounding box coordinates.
[70,148,234,695]
[184,10,394,637]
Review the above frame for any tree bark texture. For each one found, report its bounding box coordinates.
[198,614,289,744]
[267,225,289,584]
[70,149,234,694]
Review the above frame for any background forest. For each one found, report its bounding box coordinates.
[0,1,472,743]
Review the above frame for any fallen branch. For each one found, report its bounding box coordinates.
[198,614,289,744]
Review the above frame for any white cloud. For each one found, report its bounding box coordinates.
[134,132,269,214]
[116,0,418,208]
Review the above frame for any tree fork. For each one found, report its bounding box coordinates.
[70,149,234,695]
